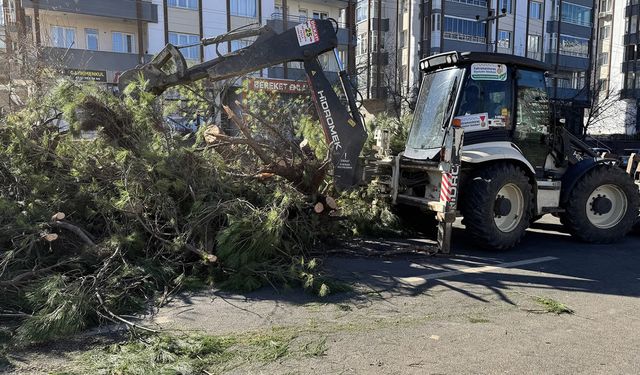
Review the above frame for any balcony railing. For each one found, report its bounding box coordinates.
[527,51,542,60]
[447,0,488,7]
[22,0,158,23]
[551,15,592,27]
[443,32,486,44]
[42,47,152,74]
[269,13,348,28]
[267,14,353,45]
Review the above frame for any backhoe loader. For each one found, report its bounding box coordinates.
[119,19,640,253]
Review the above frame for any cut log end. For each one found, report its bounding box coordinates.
[51,212,66,221]
[203,125,222,144]
[325,196,338,210]
[42,233,59,242]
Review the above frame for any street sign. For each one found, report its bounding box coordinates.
[65,69,107,82]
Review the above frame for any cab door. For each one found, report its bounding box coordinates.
[514,69,551,172]
[455,63,514,144]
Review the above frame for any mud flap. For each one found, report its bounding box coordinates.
[437,127,464,254]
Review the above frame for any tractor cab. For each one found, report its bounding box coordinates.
[406,52,556,177]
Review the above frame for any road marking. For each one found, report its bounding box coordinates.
[398,256,558,286]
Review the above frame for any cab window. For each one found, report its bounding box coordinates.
[515,69,551,169]
[516,69,550,134]
[455,64,513,131]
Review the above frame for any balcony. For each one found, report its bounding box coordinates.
[545,20,592,39]
[620,88,640,99]
[267,14,353,45]
[526,51,542,61]
[42,47,152,76]
[624,33,638,45]
[545,53,589,70]
[627,3,640,17]
[22,0,158,23]
[267,66,339,84]
[547,87,589,102]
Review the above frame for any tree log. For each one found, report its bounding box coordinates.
[51,212,66,221]
[324,196,338,211]
[49,220,96,247]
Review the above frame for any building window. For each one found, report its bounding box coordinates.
[168,0,197,10]
[498,30,511,49]
[313,11,328,19]
[230,39,251,52]
[529,1,542,20]
[51,26,76,48]
[356,3,367,22]
[559,2,592,27]
[112,32,135,53]
[399,30,407,48]
[299,9,308,21]
[630,15,638,33]
[499,0,512,14]
[85,28,99,51]
[0,0,17,25]
[400,0,409,13]
[556,34,589,57]
[447,0,487,7]
[599,0,612,12]
[400,65,408,81]
[443,16,486,44]
[600,25,610,40]
[527,34,541,59]
[371,31,383,50]
[432,13,441,32]
[597,52,609,66]
[597,78,608,92]
[626,72,635,90]
[356,33,368,55]
[230,0,257,18]
[169,32,200,59]
[625,44,636,61]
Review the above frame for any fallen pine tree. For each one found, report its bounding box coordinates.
[0,79,401,345]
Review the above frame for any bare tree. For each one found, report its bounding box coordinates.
[583,80,636,136]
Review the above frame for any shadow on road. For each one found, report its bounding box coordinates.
[202,219,640,308]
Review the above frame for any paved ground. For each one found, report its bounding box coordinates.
[8,216,640,374]
[146,216,640,374]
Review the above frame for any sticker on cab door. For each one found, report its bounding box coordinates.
[295,20,320,46]
[454,113,489,132]
[471,63,507,81]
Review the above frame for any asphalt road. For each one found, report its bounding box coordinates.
[144,215,640,374]
[9,216,640,374]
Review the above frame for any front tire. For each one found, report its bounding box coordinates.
[562,165,639,243]
[460,163,533,250]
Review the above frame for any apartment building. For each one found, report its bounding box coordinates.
[145,0,354,81]
[268,0,355,82]
[147,0,274,63]
[19,0,159,88]
[356,0,596,133]
[616,0,640,134]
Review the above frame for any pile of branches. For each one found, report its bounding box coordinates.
[0,81,357,344]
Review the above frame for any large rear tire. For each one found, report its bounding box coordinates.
[460,163,533,250]
[562,165,639,243]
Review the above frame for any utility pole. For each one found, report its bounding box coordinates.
[553,0,562,100]
[476,8,507,53]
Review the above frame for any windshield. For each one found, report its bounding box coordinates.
[406,68,463,157]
